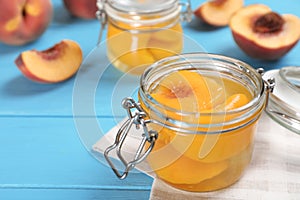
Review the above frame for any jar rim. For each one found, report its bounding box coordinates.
[139,53,265,123]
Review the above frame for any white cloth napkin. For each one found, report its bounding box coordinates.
[93,113,300,199]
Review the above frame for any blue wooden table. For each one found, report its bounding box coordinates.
[0,0,299,199]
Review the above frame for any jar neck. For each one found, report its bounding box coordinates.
[138,53,266,134]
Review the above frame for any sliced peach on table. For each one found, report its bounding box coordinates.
[229,4,300,60]
[15,39,83,83]
[194,0,244,27]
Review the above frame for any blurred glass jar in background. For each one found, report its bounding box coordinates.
[97,0,192,75]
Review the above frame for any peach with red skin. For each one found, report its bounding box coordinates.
[229,4,300,60]
[231,31,299,60]
[194,0,244,27]
[63,0,98,19]
[0,0,53,45]
[15,40,83,83]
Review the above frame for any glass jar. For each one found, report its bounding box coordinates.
[96,0,192,75]
[104,53,275,192]
[263,66,300,133]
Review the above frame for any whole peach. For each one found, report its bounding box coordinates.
[63,0,98,19]
[0,0,53,46]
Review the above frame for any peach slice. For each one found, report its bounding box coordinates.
[151,70,218,112]
[15,39,83,83]
[148,25,183,61]
[149,151,228,184]
[151,70,229,125]
[106,24,153,74]
[194,0,244,27]
[151,72,252,163]
[229,4,300,60]
[169,144,253,191]
[224,93,249,110]
[146,128,228,185]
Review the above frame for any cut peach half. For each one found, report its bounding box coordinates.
[15,39,83,83]
[194,0,244,27]
[229,4,300,60]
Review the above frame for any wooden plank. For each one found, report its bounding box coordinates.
[0,117,153,189]
[0,189,150,200]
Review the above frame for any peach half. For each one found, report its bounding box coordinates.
[194,0,244,27]
[15,40,83,83]
[229,4,300,60]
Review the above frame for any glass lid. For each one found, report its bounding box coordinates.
[107,0,178,13]
[263,66,300,135]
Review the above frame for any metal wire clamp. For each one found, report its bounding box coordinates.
[179,0,193,22]
[96,0,107,46]
[104,97,158,179]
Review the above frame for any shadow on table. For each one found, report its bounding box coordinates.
[2,75,63,97]
[216,46,284,70]
[0,44,25,56]
[52,3,74,24]
[187,18,225,32]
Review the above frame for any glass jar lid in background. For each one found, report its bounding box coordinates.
[96,0,192,44]
[103,0,192,26]
[263,66,300,134]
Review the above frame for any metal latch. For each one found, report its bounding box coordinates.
[104,97,158,179]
